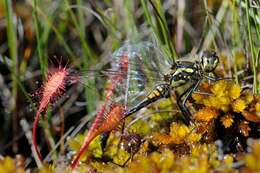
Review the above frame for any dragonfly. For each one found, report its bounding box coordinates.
[124,49,220,125]
[71,42,220,168]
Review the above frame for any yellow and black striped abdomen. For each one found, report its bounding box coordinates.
[147,85,166,100]
[125,84,170,117]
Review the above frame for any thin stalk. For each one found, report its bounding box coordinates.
[176,0,185,53]
[245,0,257,93]
[28,0,77,60]
[151,0,177,59]
[202,0,228,49]
[33,0,47,75]
[88,1,121,43]
[257,49,260,93]
[77,0,97,113]
[43,112,57,161]
[231,1,240,84]
[4,0,18,153]
[124,0,139,41]
[141,0,176,61]
[65,0,97,113]
[59,108,65,155]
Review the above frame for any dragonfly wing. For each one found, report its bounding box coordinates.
[109,42,172,109]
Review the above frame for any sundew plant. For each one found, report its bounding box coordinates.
[0,0,260,172]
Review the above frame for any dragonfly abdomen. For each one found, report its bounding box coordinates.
[125,84,170,117]
[147,84,169,100]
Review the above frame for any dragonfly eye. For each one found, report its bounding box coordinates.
[200,51,219,72]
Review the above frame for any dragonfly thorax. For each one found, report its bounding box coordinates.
[166,61,201,89]
[199,51,219,73]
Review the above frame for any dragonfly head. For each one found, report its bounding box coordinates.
[200,51,219,73]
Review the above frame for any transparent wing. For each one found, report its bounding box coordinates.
[108,42,172,109]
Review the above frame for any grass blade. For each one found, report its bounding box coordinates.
[245,0,257,93]
[4,0,19,153]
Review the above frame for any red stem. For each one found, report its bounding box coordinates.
[70,84,116,169]
[32,111,43,161]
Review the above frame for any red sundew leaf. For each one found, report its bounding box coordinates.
[71,53,130,169]
[33,65,78,161]
[70,104,125,169]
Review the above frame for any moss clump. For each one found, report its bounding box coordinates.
[64,80,260,173]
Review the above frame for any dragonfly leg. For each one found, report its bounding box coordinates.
[203,72,233,81]
[100,131,111,154]
[204,75,233,81]
[177,80,201,125]
[118,122,126,150]
[121,120,126,135]
[121,154,132,167]
[111,155,131,167]
[114,145,137,167]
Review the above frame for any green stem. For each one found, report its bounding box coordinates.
[245,0,257,93]
[33,0,47,75]
[65,0,97,113]
[4,0,18,153]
